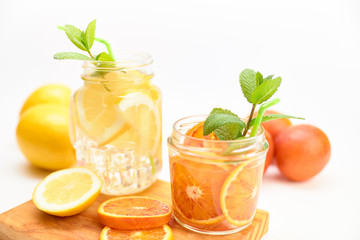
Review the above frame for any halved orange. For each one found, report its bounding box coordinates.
[170,156,231,226]
[100,225,174,240]
[98,196,172,230]
[220,160,264,227]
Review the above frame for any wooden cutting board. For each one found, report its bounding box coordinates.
[0,180,268,240]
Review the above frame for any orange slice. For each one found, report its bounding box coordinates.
[220,160,263,226]
[184,121,218,147]
[98,196,172,230]
[171,156,231,226]
[100,225,174,240]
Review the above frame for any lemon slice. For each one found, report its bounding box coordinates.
[118,92,161,155]
[32,167,102,217]
[75,84,129,146]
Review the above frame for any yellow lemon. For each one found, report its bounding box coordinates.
[16,104,76,170]
[33,167,102,217]
[20,84,71,115]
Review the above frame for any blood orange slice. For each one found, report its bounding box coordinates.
[171,157,229,226]
[220,160,264,227]
[97,196,172,230]
[100,225,174,240]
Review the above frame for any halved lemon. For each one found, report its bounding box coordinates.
[220,161,262,226]
[32,167,102,217]
[100,225,174,240]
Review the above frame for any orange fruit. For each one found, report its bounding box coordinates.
[263,130,274,175]
[275,124,331,181]
[100,225,174,240]
[254,110,292,140]
[170,156,229,226]
[220,160,263,227]
[98,196,172,230]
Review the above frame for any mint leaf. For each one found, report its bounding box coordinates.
[239,69,257,103]
[256,72,263,86]
[249,113,305,127]
[203,108,246,137]
[85,20,96,50]
[54,52,93,60]
[250,77,281,104]
[96,52,115,62]
[63,25,87,51]
[214,123,242,140]
[263,74,274,82]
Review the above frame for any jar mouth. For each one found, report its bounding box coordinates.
[82,51,153,70]
[168,115,267,162]
[172,114,265,143]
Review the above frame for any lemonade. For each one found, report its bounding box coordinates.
[167,115,267,235]
[70,53,162,195]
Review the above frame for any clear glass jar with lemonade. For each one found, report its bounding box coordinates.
[69,52,162,195]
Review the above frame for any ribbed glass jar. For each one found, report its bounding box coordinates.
[70,52,162,195]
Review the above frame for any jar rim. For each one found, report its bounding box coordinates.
[82,51,153,70]
[172,114,265,144]
[168,115,268,162]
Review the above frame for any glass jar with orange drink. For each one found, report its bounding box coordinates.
[69,52,162,195]
[168,115,267,235]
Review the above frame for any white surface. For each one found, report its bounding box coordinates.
[1,0,359,239]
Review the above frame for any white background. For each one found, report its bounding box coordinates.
[1,0,360,239]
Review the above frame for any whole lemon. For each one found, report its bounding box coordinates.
[16,104,76,170]
[20,84,71,115]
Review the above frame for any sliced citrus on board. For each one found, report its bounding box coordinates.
[118,92,161,155]
[98,196,172,230]
[75,84,129,146]
[32,167,102,217]
[171,157,230,226]
[100,225,174,240]
[220,160,264,226]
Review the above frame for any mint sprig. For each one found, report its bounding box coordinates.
[203,68,304,142]
[203,108,246,140]
[54,20,115,62]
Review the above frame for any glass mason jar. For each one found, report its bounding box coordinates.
[70,52,162,195]
[167,115,267,235]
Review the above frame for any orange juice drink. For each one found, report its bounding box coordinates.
[70,52,162,195]
[168,115,267,235]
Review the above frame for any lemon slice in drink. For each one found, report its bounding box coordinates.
[75,84,129,146]
[32,167,102,217]
[118,91,161,155]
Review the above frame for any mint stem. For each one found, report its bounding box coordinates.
[242,104,256,137]
[94,37,115,60]
[250,98,280,137]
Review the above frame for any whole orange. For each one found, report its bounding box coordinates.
[254,110,292,140]
[275,124,331,181]
[263,130,274,175]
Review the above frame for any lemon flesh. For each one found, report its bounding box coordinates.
[33,167,102,217]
